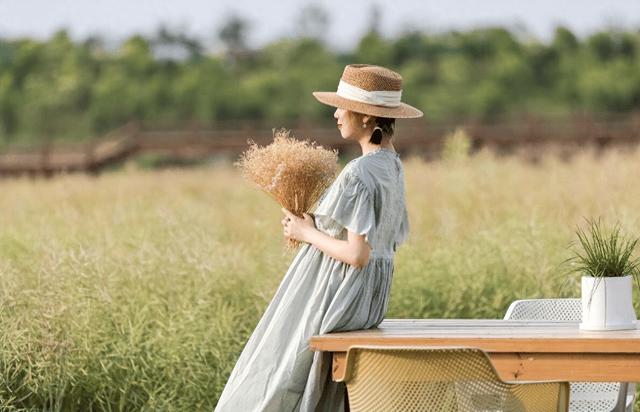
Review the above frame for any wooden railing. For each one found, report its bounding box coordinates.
[2,113,640,177]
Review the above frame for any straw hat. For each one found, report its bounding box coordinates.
[312,64,423,119]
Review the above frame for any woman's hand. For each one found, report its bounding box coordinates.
[283,207,371,268]
[281,207,316,243]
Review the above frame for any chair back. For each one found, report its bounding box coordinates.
[504,298,581,321]
[341,345,569,412]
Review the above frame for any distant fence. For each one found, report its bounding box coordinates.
[2,113,640,177]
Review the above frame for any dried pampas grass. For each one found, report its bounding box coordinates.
[235,128,339,249]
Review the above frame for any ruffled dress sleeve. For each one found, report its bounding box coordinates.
[313,166,376,245]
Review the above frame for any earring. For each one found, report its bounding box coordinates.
[362,123,367,129]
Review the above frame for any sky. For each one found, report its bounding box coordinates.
[1,0,639,51]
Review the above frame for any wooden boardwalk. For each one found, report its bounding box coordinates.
[2,113,640,177]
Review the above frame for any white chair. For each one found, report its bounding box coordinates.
[504,298,636,412]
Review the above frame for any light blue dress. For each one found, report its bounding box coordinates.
[214,147,410,412]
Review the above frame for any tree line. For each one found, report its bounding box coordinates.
[1,22,640,146]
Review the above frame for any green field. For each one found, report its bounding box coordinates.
[2,149,640,410]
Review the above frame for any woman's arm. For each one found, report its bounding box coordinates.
[281,208,371,269]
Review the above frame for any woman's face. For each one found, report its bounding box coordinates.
[334,107,362,140]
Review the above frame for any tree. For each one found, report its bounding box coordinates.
[218,14,251,63]
[366,4,382,36]
[552,26,578,53]
[152,25,204,61]
[295,5,329,42]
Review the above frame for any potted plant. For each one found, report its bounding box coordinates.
[567,219,640,330]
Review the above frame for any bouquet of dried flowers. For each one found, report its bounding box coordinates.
[235,128,339,249]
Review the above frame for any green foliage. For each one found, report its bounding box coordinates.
[567,218,640,278]
[2,26,640,146]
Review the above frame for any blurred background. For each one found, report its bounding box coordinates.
[2,0,640,174]
[3,2,640,410]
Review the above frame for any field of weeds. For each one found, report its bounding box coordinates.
[2,148,640,410]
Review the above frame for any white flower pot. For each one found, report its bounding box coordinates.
[580,275,638,330]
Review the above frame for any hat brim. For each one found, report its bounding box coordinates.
[312,92,423,119]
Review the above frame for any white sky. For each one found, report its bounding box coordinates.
[1,0,639,51]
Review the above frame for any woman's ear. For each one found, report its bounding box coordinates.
[362,114,374,125]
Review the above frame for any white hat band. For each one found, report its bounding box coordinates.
[336,80,402,108]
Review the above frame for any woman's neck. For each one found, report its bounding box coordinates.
[359,138,395,155]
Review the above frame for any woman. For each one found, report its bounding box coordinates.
[214,64,423,412]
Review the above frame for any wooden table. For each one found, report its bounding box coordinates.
[309,319,640,383]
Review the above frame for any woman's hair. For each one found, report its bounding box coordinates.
[370,117,395,145]
[349,112,396,145]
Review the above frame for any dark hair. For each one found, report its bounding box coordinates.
[369,116,395,145]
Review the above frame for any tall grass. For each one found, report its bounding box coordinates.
[2,148,640,410]
[567,218,640,278]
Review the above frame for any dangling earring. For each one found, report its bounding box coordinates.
[362,122,367,129]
